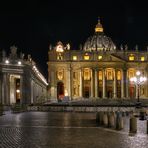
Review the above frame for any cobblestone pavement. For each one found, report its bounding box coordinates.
[0,111,148,148]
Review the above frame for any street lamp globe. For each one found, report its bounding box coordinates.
[130,70,147,106]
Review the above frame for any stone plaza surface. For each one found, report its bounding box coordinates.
[0,111,148,148]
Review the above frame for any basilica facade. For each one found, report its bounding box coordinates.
[47,19,148,101]
[0,46,48,105]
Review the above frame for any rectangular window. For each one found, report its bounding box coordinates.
[117,71,121,80]
[84,69,90,80]
[98,71,102,80]
[128,71,134,79]
[141,56,145,61]
[73,56,77,60]
[84,55,90,60]
[98,55,102,60]
[129,55,134,61]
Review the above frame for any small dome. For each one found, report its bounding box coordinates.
[83,18,116,52]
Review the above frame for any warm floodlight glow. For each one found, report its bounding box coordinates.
[5,60,9,64]
[136,71,140,76]
[18,61,22,65]
[16,89,20,93]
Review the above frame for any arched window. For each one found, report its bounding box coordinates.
[107,69,113,80]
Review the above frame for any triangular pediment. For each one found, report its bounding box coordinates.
[105,54,126,62]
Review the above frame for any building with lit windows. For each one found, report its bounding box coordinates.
[0,46,48,105]
[47,19,148,101]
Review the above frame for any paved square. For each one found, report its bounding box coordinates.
[0,111,148,148]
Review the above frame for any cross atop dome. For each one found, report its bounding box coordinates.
[95,17,104,33]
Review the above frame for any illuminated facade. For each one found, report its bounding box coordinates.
[48,19,148,101]
[0,46,48,105]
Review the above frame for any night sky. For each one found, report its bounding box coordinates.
[0,0,148,79]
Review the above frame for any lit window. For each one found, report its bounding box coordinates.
[107,70,113,80]
[129,55,135,61]
[73,56,77,60]
[141,56,145,61]
[98,71,102,80]
[98,55,102,60]
[84,55,90,60]
[84,69,91,80]
[117,71,121,80]
[128,70,134,79]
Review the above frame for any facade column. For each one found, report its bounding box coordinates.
[0,74,2,104]
[121,69,126,98]
[2,73,9,105]
[67,66,72,100]
[135,83,138,99]
[126,69,129,98]
[91,69,94,97]
[113,69,117,98]
[95,69,98,97]
[121,69,125,98]
[103,68,106,98]
[146,67,148,97]
[20,75,23,104]
[50,70,56,100]
[79,68,82,97]
[30,80,33,104]
[66,68,70,99]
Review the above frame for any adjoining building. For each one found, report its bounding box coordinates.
[0,46,48,105]
[47,19,148,101]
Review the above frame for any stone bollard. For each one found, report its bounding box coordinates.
[99,112,104,126]
[147,120,148,134]
[116,112,124,130]
[0,104,3,115]
[129,116,137,133]
[96,112,104,126]
[108,112,115,128]
[96,112,99,124]
[103,112,108,127]
[139,108,146,120]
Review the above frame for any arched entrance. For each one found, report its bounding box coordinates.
[10,75,21,104]
[57,82,64,101]
[83,81,90,98]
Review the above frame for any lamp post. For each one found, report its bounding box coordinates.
[130,71,147,106]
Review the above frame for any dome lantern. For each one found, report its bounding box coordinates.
[95,17,104,33]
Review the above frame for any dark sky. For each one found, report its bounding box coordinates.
[0,0,148,79]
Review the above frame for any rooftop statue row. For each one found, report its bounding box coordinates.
[1,45,33,63]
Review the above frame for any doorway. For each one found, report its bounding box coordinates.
[57,82,64,101]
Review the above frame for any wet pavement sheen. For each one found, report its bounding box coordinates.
[0,111,148,148]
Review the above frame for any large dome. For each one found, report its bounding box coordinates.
[83,18,116,52]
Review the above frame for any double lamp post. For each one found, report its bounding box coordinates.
[130,71,147,105]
